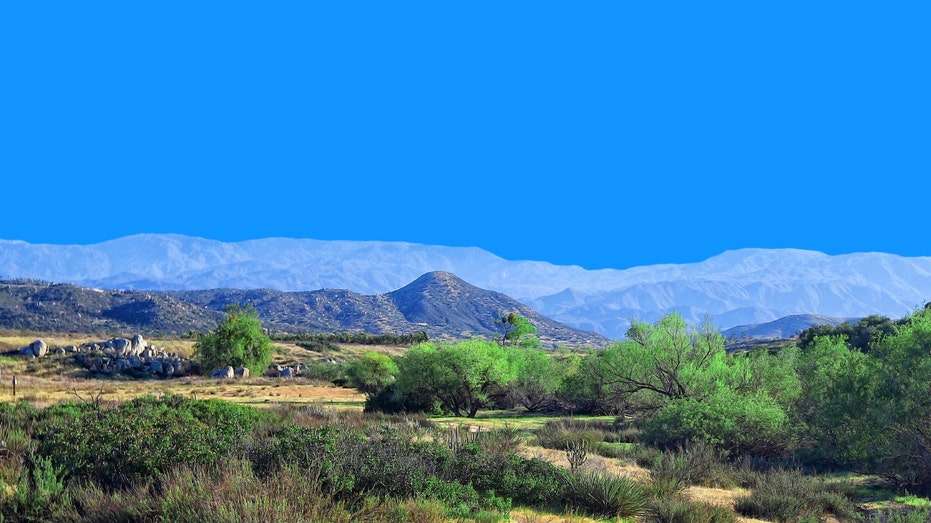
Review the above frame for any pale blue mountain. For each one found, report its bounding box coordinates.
[2,234,930,340]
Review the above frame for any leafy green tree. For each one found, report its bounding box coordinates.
[495,312,541,348]
[794,334,875,467]
[506,347,569,412]
[194,304,274,376]
[592,312,799,457]
[394,340,516,417]
[797,308,931,493]
[593,313,737,405]
[345,351,399,400]
[797,315,895,352]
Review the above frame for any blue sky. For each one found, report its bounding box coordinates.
[2,2,928,270]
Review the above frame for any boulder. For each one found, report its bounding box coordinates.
[110,338,131,355]
[210,366,235,379]
[131,334,147,355]
[19,339,48,358]
[234,366,250,379]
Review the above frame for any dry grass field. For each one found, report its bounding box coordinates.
[0,332,368,409]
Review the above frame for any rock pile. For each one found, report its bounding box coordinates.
[18,335,195,378]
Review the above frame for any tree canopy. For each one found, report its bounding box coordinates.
[194,304,274,376]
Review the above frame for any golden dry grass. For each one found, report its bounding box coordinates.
[0,334,367,409]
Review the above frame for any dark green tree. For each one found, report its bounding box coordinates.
[345,351,399,400]
[394,340,516,417]
[506,347,568,412]
[194,304,274,376]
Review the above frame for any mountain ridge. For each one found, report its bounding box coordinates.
[2,234,930,339]
[0,273,611,348]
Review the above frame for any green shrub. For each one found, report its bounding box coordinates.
[642,390,792,459]
[535,418,605,451]
[562,470,648,519]
[454,452,565,508]
[648,497,738,523]
[862,508,931,523]
[649,441,733,496]
[733,469,859,523]
[35,396,268,487]
[2,453,67,522]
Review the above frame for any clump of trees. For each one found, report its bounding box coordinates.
[351,305,931,497]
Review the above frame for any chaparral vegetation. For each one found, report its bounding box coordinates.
[1,305,931,522]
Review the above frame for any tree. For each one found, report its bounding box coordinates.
[594,313,734,404]
[495,312,541,348]
[345,351,398,400]
[194,304,274,376]
[797,307,931,493]
[506,347,568,412]
[394,340,516,417]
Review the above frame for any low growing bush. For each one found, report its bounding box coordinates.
[561,470,648,519]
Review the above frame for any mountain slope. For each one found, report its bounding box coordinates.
[0,275,612,348]
[721,314,861,340]
[2,235,930,339]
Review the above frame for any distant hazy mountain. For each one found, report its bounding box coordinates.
[2,234,930,339]
[721,314,861,340]
[0,273,610,348]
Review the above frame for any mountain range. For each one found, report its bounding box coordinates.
[0,273,610,348]
[2,234,930,340]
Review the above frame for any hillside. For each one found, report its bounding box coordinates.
[0,274,612,348]
[0,279,221,335]
[721,313,861,340]
[3,234,930,339]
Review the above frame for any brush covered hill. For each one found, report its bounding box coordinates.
[0,279,221,335]
[0,273,612,348]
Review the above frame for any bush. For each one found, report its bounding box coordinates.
[648,497,738,523]
[194,304,274,377]
[561,470,648,519]
[733,468,859,523]
[535,418,606,451]
[35,396,268,487]
[453,452,565,508]
[649,441,733,497]
[642,390,792,459]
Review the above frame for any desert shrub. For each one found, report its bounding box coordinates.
[156,459,353,523]
[648,497,738,523]
[452,450,566,508]
[1,453,68,522]
[862,508,931,523]
[336,432,453,501]
[649,441,733,497]
[247,423,354,494]
[0,401,40,433]
[642,389,792,459]
[365,382,441,415]
[356,497,447,523]
[733,468,859,522]
[35,396,267,488]
[535,418,606,451]
[561,470,648,519]
[300,359,347,384]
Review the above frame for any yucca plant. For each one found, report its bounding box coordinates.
[562,470,648,519]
